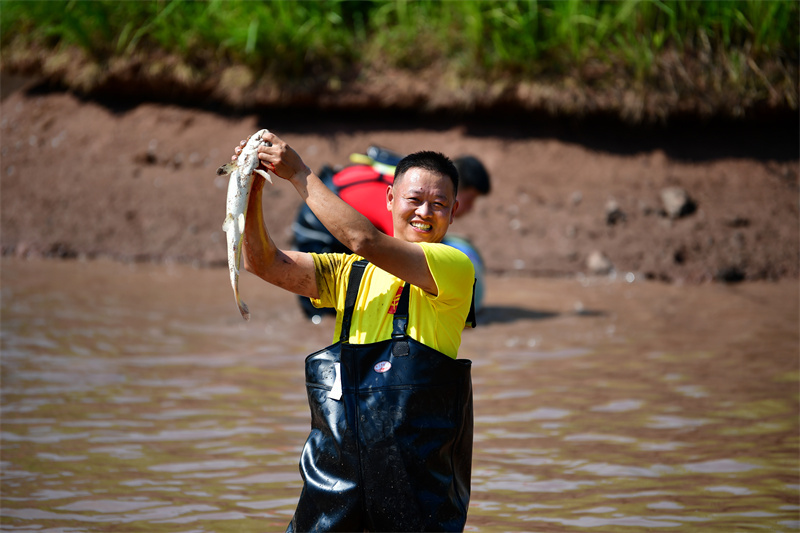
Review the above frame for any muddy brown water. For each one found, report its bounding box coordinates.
[1,257,798,532]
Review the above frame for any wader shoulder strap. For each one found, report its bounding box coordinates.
[391,283,411,357]
[339,259,369,343]
[466,279,477,329]
[392,278,477,331]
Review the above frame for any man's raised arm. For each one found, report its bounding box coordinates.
[240,169,319,299]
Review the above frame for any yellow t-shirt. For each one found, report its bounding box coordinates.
[310,242,475,359]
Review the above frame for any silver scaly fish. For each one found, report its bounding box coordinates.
[217,129,273,320]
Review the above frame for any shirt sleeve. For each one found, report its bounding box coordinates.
[309,252,365,310]
[417,242,475,308]
[309,252,342,309]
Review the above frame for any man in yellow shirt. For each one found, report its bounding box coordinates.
[237,131,474,532]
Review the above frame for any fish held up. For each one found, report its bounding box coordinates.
[217,129,273,320]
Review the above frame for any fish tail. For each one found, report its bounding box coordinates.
[237,298,251,321]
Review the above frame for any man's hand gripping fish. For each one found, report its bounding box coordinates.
[217,129,273,320]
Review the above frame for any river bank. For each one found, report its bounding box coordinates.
[0,83,798,282]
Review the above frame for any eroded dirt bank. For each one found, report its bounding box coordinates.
[1,85,798,283]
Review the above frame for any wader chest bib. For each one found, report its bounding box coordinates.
[288,261,474,532]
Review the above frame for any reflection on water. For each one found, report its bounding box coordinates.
[2,258,798,532]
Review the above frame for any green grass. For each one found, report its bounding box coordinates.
[1,0,797,114]
[1,0,375,79]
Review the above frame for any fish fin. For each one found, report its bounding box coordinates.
[217,162,237,176]
[254,168,273,184]
[222,213,234,232]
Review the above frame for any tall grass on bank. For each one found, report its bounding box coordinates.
[1,1,369,77]
[1,0,797,116]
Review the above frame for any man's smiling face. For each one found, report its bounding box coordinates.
[387,167,458,244]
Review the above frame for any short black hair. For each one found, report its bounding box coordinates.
[394,151,459,195]
[453,155,491,195]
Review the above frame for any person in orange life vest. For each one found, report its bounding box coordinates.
[292,149,491,320]
[233,132,475,532]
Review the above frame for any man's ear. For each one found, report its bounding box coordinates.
[450,199,459,224]
[386,185,394,212]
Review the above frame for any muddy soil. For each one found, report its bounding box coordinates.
[0,81,798,283]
